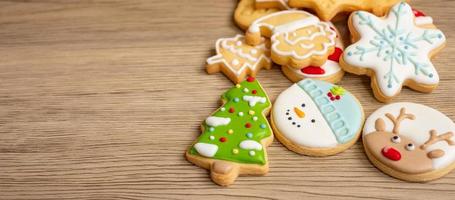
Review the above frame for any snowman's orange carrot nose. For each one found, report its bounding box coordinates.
[294,107,305,118]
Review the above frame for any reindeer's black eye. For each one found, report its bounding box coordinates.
[406,143,415,151]
[391,135,401,143]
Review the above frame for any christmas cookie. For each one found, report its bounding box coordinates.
[363,102,455,182]
[340,2,446,102]
[245,10,337,68]
[288,0,409,21]
[255,0,291,10]
[186,77,273,186]
[281,23,344,83]
[207,34,272,83]
[271,79,364,156]
[234,0,282,31]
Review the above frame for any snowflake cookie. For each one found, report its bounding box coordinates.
[340,2,446,102]
[245,10,337,68]
[363,102,455,182]
[207,35,272,83]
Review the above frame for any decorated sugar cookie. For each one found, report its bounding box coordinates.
[340,2,446,102]
[271,79,364,156]
[288,0,409,21]
[255,0,291,10]
[363,102,455,182]
[281,23,344,83]
[207,35,272,83]
[245,10,337,68]
[234,0,283,31]
[186,77,273,186]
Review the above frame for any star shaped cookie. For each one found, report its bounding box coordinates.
[289,0,409,21]
[340,2,446,102]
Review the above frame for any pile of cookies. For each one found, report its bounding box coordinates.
[186,0,454,186]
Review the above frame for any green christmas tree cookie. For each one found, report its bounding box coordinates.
[186,77,273,186]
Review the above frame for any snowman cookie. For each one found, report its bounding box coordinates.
[207,35,272,83]
[186,77,273,186]
[245,10,337,68]
[271,79,364,156]
[281,23,344,83]
[255,0,291,10]
[363,102,455,182]
[340,2,446,102]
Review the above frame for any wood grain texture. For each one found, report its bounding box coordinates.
[0,0,455,199]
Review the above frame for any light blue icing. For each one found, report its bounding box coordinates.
[297,79,363,144]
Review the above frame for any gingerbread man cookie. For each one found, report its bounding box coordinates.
[363,102,455,182]
[207,35,272,83]
[281,22,344,83]
[245,10,336,68]
[340,2,446,102]
[271,79,364,156]
[186,77,273,186]
[255,0,291,10]
[288,0,409,21]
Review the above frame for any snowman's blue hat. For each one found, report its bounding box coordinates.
[297,79,363,144]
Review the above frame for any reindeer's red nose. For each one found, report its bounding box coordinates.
[382,147,401,161]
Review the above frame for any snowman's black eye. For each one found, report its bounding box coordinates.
[301,103,306,108]
[311,119,315,123]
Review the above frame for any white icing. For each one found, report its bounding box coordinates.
[243,95,267,107]
[363,102,455,170]
[194,143,218,157]
[206,34,271,76]
[272,84,338,148]
[271,22,336,60]
[239,140,263,150]
[232,59,240,66]
[343,3,446,97]
[251,49,258,55]
[415,16,433,26]
[205,116,231,127]
[273,16,319,34]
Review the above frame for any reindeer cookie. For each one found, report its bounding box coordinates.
[340,2,446,102]
[271,79,364,156]
[281,22,344,83]
[245,10,337,68]
[363,102,455,182]
[207,35,272,83]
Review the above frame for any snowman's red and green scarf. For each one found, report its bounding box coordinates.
[189,77,271,165]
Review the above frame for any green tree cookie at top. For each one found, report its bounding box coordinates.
[186,77,273,186]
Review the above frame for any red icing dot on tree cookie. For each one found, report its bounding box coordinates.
[219,137,227,143]
[245,123,252,128]
[328,47,343,62]
[252,90,257,94]
[229,107,235,113]
[335,95,340,100]
[301,66,325,75]
[247,77,255,82]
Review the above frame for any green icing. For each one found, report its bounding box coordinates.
[189,78,271,165]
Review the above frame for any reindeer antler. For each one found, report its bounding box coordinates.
[385,107,415,134]
[420,130,455,150]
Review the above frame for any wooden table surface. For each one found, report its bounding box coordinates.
[1,0,455,199]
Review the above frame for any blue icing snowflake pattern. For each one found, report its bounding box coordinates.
[344,2,446,97]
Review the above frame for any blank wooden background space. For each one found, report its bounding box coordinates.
[1,0,455,199]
